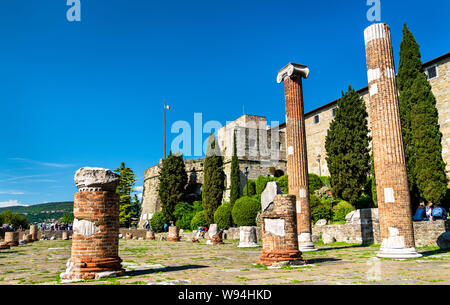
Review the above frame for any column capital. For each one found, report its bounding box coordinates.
[74,167,120,192]
[277,63,309,84]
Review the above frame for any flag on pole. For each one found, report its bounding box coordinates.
[164,103,171,110]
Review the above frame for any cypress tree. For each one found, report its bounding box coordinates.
[229,131,241,209]
[397,24,447,203]
[158,151,188,222]
[325,86,371,204]
[115,162,137,227]
[202,134,225,225]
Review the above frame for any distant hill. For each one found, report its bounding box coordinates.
[0,201,73,224]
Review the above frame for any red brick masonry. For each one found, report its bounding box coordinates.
[63,191,124,280]
[258,195,305,266]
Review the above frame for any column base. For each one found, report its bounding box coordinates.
[298,233,317,252]
[258,250,305,267]
[377,247,422,260]
[60,258,125,281]
[168,237,180,242]
[238,242,259,248]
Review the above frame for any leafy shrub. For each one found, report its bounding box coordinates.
[308,174,323,194]
[251,194,261,203]
[314,186,334,201]
[355,193,373,210]
[0,210,29,229]
[332,201,355,222]
[214,202,232,230]
[243,180,256,196]
[311,204,333,224]
[320,176,331,187]
[173,202,196,230]
[190,211,207,230]
[255,176,276,195]
[231,197,261,227]
[310,194,321,209]
[150,212,167,233]
[276,175,289,194]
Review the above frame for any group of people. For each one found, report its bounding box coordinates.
[413,201,448,221]
[38,222,72,231]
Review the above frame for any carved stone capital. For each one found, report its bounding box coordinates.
[277,63,310,83]
[74,167,120,192]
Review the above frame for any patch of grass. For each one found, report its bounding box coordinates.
[253,264,268,270]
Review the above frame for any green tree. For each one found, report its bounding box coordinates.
[115,162,137,227]
[325,86,371,204]
[397,24,447,204]
[130,194,141,223]
[60,213,74,224]
[229,131,241,211]
[202,134,225,225]
[158,151,188,223]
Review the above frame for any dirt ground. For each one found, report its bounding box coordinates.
[0,238,449,285]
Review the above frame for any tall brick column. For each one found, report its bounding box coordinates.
[258,194,305,267]
[61,167,125,280]
[277,63,316,252]
[364,23,421,259]
[30,225,38,241]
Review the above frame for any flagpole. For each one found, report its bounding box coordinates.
[164,99,166,159]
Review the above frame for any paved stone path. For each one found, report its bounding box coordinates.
[0,239,449,285]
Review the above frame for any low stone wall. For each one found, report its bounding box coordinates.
[0,229,72,241]
[312,219,449,247]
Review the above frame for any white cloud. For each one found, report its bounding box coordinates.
[9,158,75,168]
[0,200,28,208]
[0,190,25,195]
[134,186,143,200]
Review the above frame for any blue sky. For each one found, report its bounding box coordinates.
[0,0,449,207]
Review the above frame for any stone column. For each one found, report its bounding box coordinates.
[4,232,19,247]
[168,226,181,242]
[62,231,69,240]
[258,194,305,267]
[206,224,218,245]
[238,226,259,248]
[61,167,125,280]
[277,63,316,252]
[364,23,421,259]
[30,225,38,241]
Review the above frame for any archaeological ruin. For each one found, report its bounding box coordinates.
[364,23,421,259]
[60,167,125,280]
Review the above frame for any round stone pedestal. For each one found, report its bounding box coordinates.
[206,224,218,245]
[62,231,69,240]
[30,225,39,241]
[298,233,317,252]
[238,226,259,248]
[4,232,19,247]
[377,248,422,259]
[168,226,180,242]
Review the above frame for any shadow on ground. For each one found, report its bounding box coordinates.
[125,264,209,276]
[306,258,341,264]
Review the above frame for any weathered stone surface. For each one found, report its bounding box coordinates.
[168,226,180,242]
[238,226,259,248]
[437,232,450,250]
[264,219,285,237]
[73,219,99,237]
[322,233,336,244]
[74,167,120,192]
[206,224,219,245]
[315,219,327,226]
[345,209,379,224]
[261,182,283,212]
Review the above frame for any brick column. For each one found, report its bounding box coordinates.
[168,226,181,242]
[30,225,38,241]
[364,23,421,259]
[258,194,305,267]
[277,63,316,252]
[4,232,19,247]
[61,167,125,280]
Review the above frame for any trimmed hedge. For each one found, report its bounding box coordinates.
[231,196,261,227]
[214,202,232,230]
[190,211,208,230]
[308,174,323,194]
[243,180,256,197]
[311,204,333,224]
[255,176,276,195]
[276,175,289,194]
[332,201,355,222]
[150,212,167,233]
